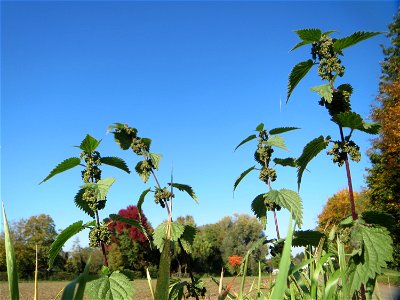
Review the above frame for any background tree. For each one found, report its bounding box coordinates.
[317,189,370,231]
[367,9,400,269]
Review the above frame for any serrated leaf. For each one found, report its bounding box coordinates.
[100,157,130,173]
[267,135,287,150]
[233,166,256,191]
[149,153,162,170]
[2,203,19,300]
[82,178,116,201]
[168,183,198,204]
[347,225,393,296]
[265,189,303,227]
[310,84,333,103]
[109,214,149,241]
[332,111,380,134]
[79,134,101,153]
[333,31,382,52]
[49,221,84,269]
[273,157,297,167]
[40,157,81,184]
[137,188,151,221]
[295,28,322,42]
[135,161,151,183]
[74,189,95,218]
[291,40,313,52]
[269,127,300,135]
[287,59,314,102]
[113,131,132,150]
[179,225,197,254]
[107,122,127,134]
[86,271,134,300]
[251,194,267,229]
[235,134,257,151]
[153,222,185,251]
[255,123,264,131]
[141,138,152,150]
[292,230,324,247]
[297,136,330,190]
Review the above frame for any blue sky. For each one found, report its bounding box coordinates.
[1,1,398,249]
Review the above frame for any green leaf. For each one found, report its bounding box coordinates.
[49,221,84,269]
[61,256,93,300]
[251,194,267,229]
[297,136,330,190]
[40,157,81,184]
[347,224,393,296]
[135,161,151,183]
[310,84,333,103]
[137,188,152,221]
[168,183,198,204]
[235,134,257,151]
[265,189,303,227]
[142,138,152,150]
[100,157,130,173]
[270,216,294,299]
[273,157,297,167]
[332,111,380,134]
[149,153,162,170]
[255,123,264,131]
[78,134,101,153]
[74,189,95,218]
[294,28,322,42]
[113,131,133,150]
[107,122,127,133]
[153,222,185,251]
[2,203,19,300]
[179,225,197,254]
[290,40,313,52]
[154,239,171,300]
[269,127,300,135]
[169,279,186,300]
[109,214,149,241]
[361,210,395,231]
[267,135,287,150]
[333,31,382,52]
[82,178,116,201]
[86,271,135,300]
[233,166,256,191]
[292,230,324,247]
[287,59,314,102]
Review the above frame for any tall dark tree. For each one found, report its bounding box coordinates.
[367,9,400,269]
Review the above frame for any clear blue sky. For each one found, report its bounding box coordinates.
[1,1,398,249]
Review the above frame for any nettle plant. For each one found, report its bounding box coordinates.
[284,29,394,299]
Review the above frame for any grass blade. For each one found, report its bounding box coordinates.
[34,245,38,300]
[2,202,19,300]
[146,267,155,300]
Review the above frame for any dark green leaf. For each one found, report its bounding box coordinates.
[233,166,256,191]
[2,203,19,300]
[287,59,314,102]
[113,131,132,150]
[265,189,303,227]
[168,183,198,204]
[297,136,330,190]
[49,221,84,269]
[251,194,267,229]
[100,157,130,173]
[79,134,101,153]
[310,84,333,103]
[235,134,257,151]
[332,111,380,134]
[40,157,81,184]
[179,225,197,254]
[86,271,135,300]
[294,28,322,42]
[137,188,152,221]
[269,127,300,135]
[292,230,324,247]
[142,138,152,150]
[255,123,264,131]
[333,31,382,52]
[267,135,287,150]
[361,211,395,231]
[273,157,297,167]
[109,214,149,241]
[74,189,95,218]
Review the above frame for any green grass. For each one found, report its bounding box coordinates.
[377,269,400,286]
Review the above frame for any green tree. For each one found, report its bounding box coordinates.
[367,9,400,269]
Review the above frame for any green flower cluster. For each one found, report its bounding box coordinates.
[89,223,111,248]
[319,84,353,117]
[154,187,174,208]
[255,130,277,183]
[80,151,102,183]
[327,140,361,166]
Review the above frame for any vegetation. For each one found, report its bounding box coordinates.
[367,10,400,270]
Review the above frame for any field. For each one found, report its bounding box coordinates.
[1,273,399,300]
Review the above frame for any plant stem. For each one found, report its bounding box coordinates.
[95,210,109,267]
[273,210,281,240]
[338,126,358,220]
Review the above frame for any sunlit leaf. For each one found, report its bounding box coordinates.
[153,222,185,251]
[233,166,256,191]
[137,188,152,221]
[82,177,116,201]
[235,134,257,151]
[332,111,380,134]
[269,127,300,135]
[333,31,382,52]
[40,157,81,184]
[255,123,264,131]
[78,134,101,153]
[168,183,198,204]
[100,156,130,173]
[267,135,287,150]
[287,59,314,102]
[265,189,303,227]
[86,271,134,300]
[251,194,267,229]
[294,28,322,42]
[149,153,162,170]
[310,84,333,103]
